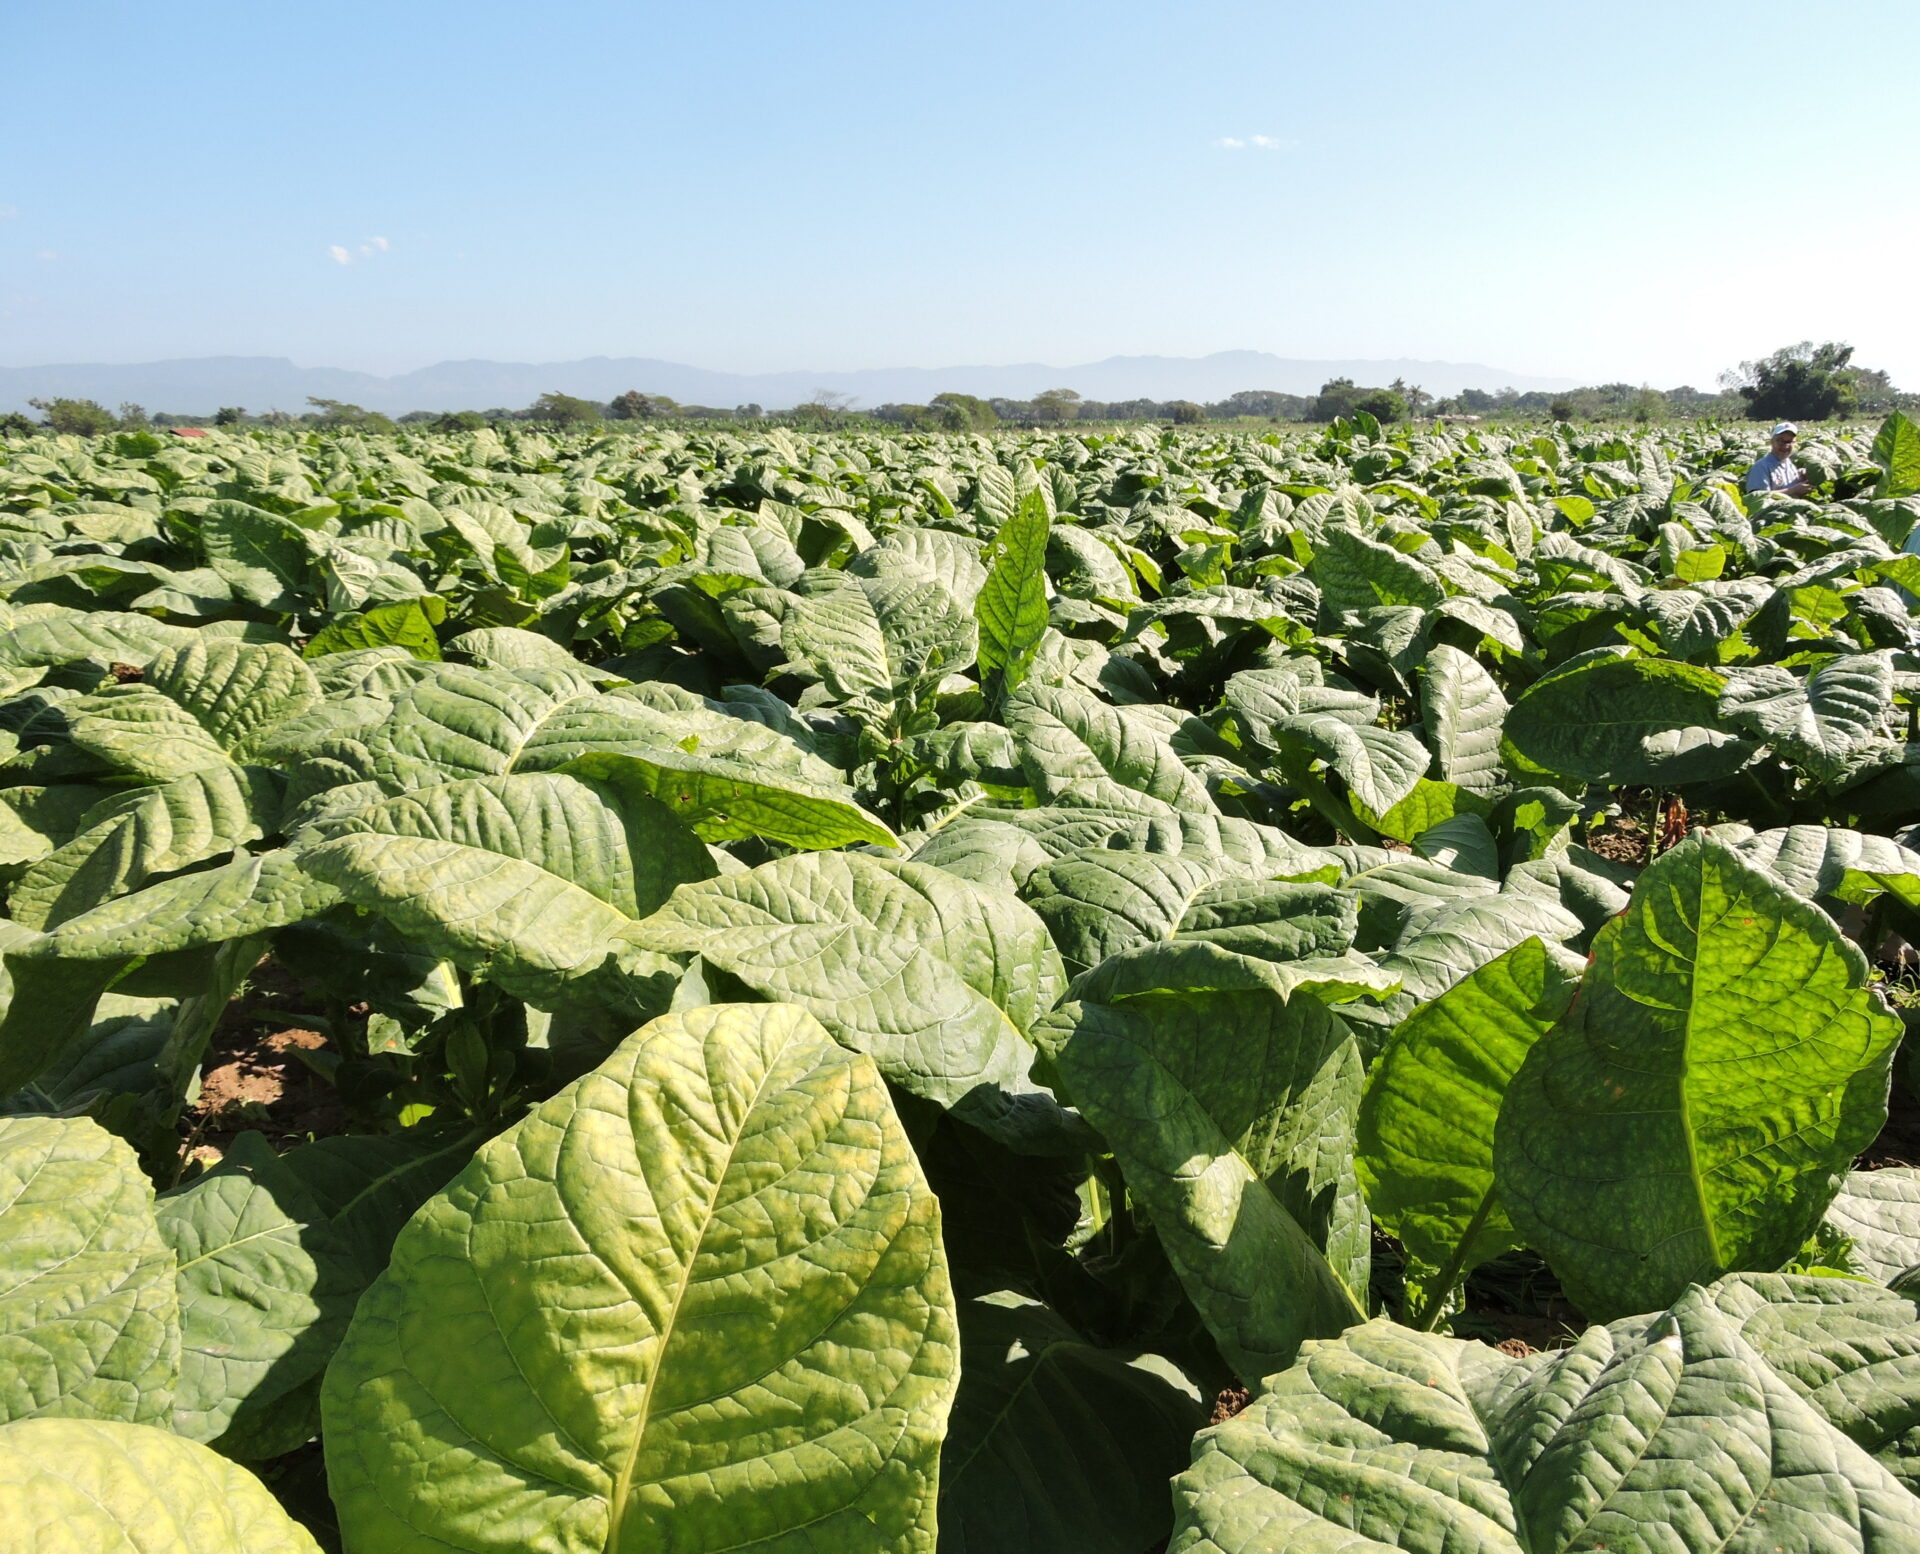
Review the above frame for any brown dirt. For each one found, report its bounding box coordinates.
[1495,1337,1536,1358]
[108,662,143,683]
[1586,790,1700,867]
[1586,816,1648,866]
[182,964,344,1165]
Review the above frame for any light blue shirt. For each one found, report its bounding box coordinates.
[1743,451,1801,493]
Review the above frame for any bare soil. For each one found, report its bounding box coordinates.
[180,961,343,1167]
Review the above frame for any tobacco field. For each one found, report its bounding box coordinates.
[5,409,1920,1553]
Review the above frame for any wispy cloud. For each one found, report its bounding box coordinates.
[1214,134,1295,151]
[0,205,17,221]
[34,249,58,262]
[331,236,392,264]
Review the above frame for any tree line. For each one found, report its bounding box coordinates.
[5,341,1909,439]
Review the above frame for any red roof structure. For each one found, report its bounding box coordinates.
[171,427,209,438]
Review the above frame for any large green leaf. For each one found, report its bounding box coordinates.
[322,1002,958,1554]
[1169,1275,1920,1554]
[1706,1273,1920,1492]
[0,1417,323,1553]
[1376,890,1581,1005]
[1024,852,1354,979]
[625,851,1060,1109]
[0,610,195,673]
[1418,644,1508,795]
[1724,823,1920,910]
[781,569,976,702]
[361,664,840,802]
[1719,652,1896,781]
[274,1128,481,1284]
[1312,525,1444,613]
[299,772,710,1012]
[364,664,591,788]
[0,784,113,867]
[1823,1168,1920,1285]
[1872,409,1920,499]
[1503,651,1756,784]
[0,1117,178,1427]
[976,489,1052,695]
[1357,938,1583,1326]
[1049,990,1369,1379]
[1069,938,1401,1010]
[0,997,172,1119]
[1023,850,1224,974]
[937,1290,1204,1554]
[31,846,341,963]
[0,949,133,1100]
[1266,713,1429,817]
[198,499,314,608]
[70,638,322,780]
[9,765,281,931]
[303,597,444,660]
[155,1131,363,1448]
[559,748,897,850]
[1006,679,1217,814]
[1494,835,1902,1319]
[64,686,232,780]
[149,638,322,755]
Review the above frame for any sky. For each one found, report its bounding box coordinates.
[4,0,1918,388]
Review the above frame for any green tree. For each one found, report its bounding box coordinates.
[1310,378,1361,421]
[1353,387,1408,423]
[1031,387,1082,424]
[117,402,150,428]
[432,410,487,432]
[608,391,677,420]
[1720,341,1858,422]
[0,411,34,438]
[929,392,997,431]
[1164,399,1206,424]
[305,397,397,434]
[1549,397,1575,422]
[211,406,245,425]
[874,403,938,430]
[27,397,117,436]
[527,391,602,426]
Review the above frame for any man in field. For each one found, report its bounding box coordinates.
[1743,422,1814,497]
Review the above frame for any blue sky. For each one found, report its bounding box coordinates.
[4,0,1917,387]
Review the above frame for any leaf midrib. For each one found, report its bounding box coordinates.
[1673,875,1725,1273]
[601,1040,790,1554]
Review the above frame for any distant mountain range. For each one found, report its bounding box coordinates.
[0,350,1578,417]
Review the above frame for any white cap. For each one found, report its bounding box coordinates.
[1771,421,1798,437]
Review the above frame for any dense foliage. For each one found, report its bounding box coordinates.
[2,410,1920,1551]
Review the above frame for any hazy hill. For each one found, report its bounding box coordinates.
[0,350,1576,417]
